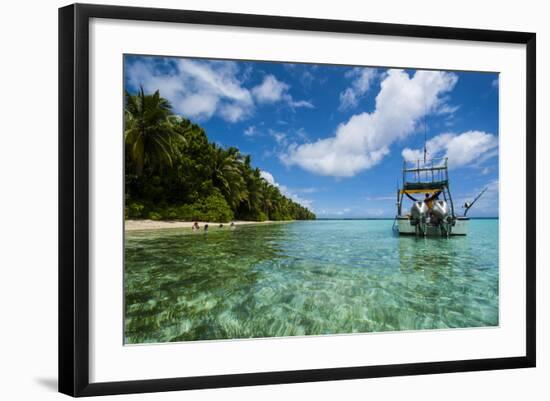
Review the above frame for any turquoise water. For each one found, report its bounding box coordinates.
[124,219,499,344]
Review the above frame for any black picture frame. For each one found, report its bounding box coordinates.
[59,3,536,397]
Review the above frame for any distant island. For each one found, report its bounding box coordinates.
[124,88,316,223]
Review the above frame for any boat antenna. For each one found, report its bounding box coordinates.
[423,101,427,164]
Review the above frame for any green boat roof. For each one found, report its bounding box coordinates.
[403,180,448,191]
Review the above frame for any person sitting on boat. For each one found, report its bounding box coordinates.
[424,191,441,210]
[424,193,434,210]
[424,192,441,225]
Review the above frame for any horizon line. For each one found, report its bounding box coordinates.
[314,217,499,220]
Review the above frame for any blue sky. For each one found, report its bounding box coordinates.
[124,55,499,218]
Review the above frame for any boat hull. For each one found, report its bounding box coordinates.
[396,216,469,236]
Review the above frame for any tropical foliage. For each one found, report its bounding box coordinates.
[124,89,316,222]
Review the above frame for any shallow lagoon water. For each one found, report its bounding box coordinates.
[124,219,499,344]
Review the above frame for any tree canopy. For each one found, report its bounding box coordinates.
[124,89,316,222]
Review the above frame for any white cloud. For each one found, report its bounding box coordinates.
[244,125,257,137]
[267,128,310,147]
[486,178,499,192]
[271,131,287,145]
[295,127,309,142]
[283,190,311,209]
[219,103,249,122]
[300,70,315,88]
[177,93,218,120]
[435,104,460,115]
[252,75,313,109]
[282,69,458,177]
[339,68,378,111]
[177,60,251,103]
[126,58,254,122]
[126,60,183,101]
[252,75,289,103]
[402,130,498,169]
[286,98,314,109]
[260,170,313,208]
[126,58,312,123]
[260,170,276,185]
[401,147,424,162]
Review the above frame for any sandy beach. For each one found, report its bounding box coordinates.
[125,219,285,232]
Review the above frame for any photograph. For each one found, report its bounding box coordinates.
[123,54,500,345]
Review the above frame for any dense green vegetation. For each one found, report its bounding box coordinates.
[124,89,316,222]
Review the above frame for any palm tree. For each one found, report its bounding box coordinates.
[247,168,264,216]
[210,145,248,209]
[260,180,278,218]
[237,156,262,216]
[124,88,185,175]
[123,88,316,221]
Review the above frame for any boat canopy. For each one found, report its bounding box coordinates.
[401,158,448,190]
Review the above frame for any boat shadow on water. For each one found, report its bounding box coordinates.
[397,234,471,277]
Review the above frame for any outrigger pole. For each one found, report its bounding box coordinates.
[463,187,488,216]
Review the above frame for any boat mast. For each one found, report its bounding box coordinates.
[423,100,428,182]
[423,110,427,165]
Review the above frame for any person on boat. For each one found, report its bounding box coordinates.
[424,193,434,210]
[424,191,442,225]
[424,191,441,210]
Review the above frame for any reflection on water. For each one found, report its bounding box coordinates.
[124,219,499,344]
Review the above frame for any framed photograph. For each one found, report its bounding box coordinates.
[59,3,536,397]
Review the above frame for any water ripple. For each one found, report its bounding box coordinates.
[124,220,499,343]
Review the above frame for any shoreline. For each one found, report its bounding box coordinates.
[125,219,289,232]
